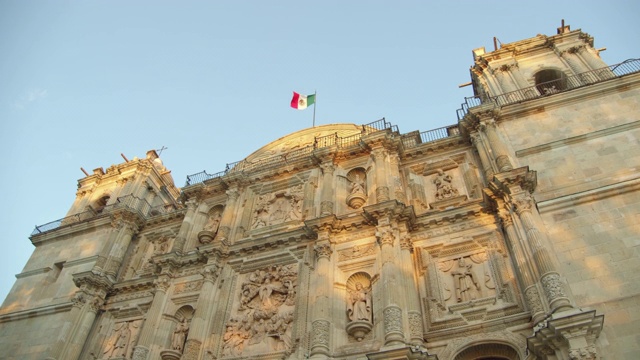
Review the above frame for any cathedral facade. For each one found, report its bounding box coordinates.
[1,24,639,360]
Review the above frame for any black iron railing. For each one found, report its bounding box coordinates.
[184,117,462,186]
[31,210,96,235]
[32,195,170,236]
[457,58,640,120]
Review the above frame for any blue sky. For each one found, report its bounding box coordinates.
[0,1,638,303]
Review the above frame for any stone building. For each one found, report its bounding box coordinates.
[1,24,639,360]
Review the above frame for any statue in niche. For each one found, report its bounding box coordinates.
[433,169,459,200]
[344,170,367,209]
[347,282,372,322]
[350,174,366,194]
[171,318,189,352]
[451,257,480,302]
[345,272,373,341]
[204,209,221,232]
[103,322,132,359]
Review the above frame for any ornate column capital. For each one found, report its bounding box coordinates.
[154,275,171,293]
[314,243,333,260]
[201,265,219,283]
[399,235,413,251]
[513,194,534,215]
[226,188,240,201]
[376,228,396,248]
[319,161,335,175]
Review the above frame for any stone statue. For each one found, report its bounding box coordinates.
[171,318,189,352]
[451,257,479,302]
[350,174,366,194]
[104,322,131,358]
[433,169,459,200]
[203,210,221,232]
[347,282,372,322]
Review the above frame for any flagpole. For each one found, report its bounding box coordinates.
[312,90,317,127]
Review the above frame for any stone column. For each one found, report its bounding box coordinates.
[575,46,607,71]
[399,235,423,346]
[104,213,139,279]
[310,241,333,359]
[319,162,335,216]
[509,63,530,89]
[47,272,110,360]
[470,132,494,182]
[513,194,572,313]
[377,226,405,346]
[46,292,103,360]
[132,275,171,360]
[493,65,517,94]
[561,47,590,74]
[371,148,390,202]
[498,206,546,323]
[182,265,219,360]
[172,199,198,253]
[217,188,240,243]
[64,295,103,359]
[479,120,513,172]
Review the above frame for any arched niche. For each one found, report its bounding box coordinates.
[453,342,521,360]
[534,68,567,95]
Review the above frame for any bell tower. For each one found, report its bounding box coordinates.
[468,22,609,104]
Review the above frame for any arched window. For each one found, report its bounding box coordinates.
[534,69,567,95]
[94,195,110,213]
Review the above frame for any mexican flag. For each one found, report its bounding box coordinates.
[290,92,315,110]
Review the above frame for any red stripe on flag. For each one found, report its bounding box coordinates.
[291,92,301,109]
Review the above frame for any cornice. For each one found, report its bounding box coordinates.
[412,199,489,230]
[362,200,416,227]
[488,166,537,197]
[0,301,73,324]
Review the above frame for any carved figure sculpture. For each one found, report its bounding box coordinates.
[222,323,248,357]
[204,210,221,232]
[344,171,368,209]
[171,318,189,352]
[451,257,480,302]
[104,322,131,358]
[347,282,372,322]
[433,169,459,200]
[350,174,366,194]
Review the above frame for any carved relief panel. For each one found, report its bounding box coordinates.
[418,234,522,331]
[407,153,481,213]
[250,185,304,230]
[220,264,298,358]
[100,319,143,359]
